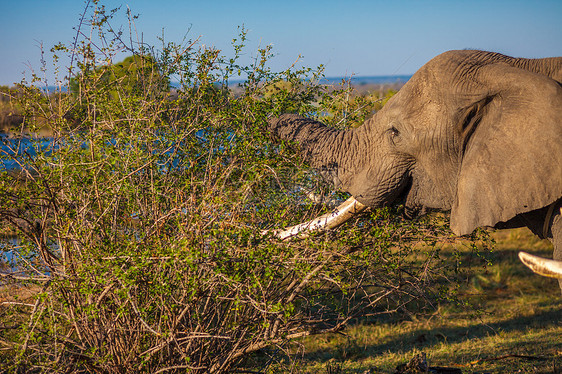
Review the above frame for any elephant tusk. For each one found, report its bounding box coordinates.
[518,251,562,279]
[266,197,367,240]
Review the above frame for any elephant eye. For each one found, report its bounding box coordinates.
[387,126,401,146]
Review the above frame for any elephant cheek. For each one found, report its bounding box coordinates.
[345,166,409,207]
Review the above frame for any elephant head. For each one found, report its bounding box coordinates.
[267,50,562,286]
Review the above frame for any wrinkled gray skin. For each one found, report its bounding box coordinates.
[268,50,562,290]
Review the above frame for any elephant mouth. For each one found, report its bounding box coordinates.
[398,176,447,221]
[395,175,427,220]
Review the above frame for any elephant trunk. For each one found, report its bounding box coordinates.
[268,114,360,189]
[267,114,369,240]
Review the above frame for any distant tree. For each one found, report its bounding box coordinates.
[69,54,169,99]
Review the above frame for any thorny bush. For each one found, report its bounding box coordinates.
[0,1,491,373]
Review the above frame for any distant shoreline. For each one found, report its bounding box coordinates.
[320,75,412,85]
[32,75,412,93]
[2,75,409,135]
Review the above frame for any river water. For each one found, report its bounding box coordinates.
[0,136,53,171]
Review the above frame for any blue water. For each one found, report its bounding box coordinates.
[166,75,412,90]
[0,237,19,271]
[0,136,53,171]
[43,75,412,94]
[320,75,412,85]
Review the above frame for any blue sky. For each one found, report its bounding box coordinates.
[1,0,561,86]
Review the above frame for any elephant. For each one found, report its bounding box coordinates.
[267,50,562,287]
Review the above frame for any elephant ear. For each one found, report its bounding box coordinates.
[450,63,562,236]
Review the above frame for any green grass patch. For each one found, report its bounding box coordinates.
[278,228,561,373]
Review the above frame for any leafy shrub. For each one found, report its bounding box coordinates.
[0,1,490,373]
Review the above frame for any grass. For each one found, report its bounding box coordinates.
[271,227,561,373]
